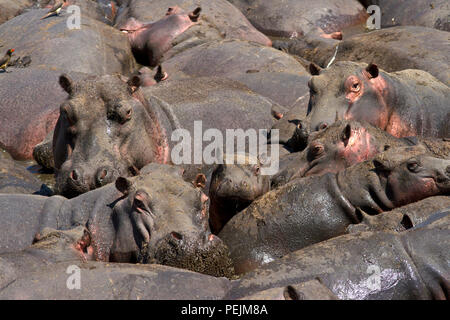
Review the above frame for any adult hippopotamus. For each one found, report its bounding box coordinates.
[0,227,232,299]
[226,213,450,299]
[209,154,270,234]
[307,61,449,138]
[53,74,276,197]
[0,163,234,277]
[219,147,450,273]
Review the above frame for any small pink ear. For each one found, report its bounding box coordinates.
[309,63,321,76]
[192,173,207,188]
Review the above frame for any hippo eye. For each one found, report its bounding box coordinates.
[351,82,360,92]
[407,160,420,173]
[253,165,261,176]
[310,144,324,158]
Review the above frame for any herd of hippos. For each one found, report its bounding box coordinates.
[0,0,448,300]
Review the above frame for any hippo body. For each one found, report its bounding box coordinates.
[162,39,308,81]
[228,0,367,38]
[220,148,450,273]
[0,149,45,194]
[227,213,450,299]
[115,0,271,46]
[119,7,201,67]
[0,0,32,24]
[307,62,450,138]
[53,74,276,197]
[0,163,234,277]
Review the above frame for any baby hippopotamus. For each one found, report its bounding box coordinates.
[220,146,450,274]
[119,7,201,67]
[209,154,270,234]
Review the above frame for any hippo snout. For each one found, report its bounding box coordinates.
[95,166,117,188]
[152,232,235,277]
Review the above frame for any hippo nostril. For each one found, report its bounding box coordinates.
[171,232,183,241]
[70,170,79,181]
[99,169,107,181]
[318,122,328,130]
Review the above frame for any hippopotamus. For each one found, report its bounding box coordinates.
[219,147,450,273]
[226,212,450,299]
[307,61,450,138]
[0,9,136,160]
[118,6,202,67]
[0,227,232,299]
[359,0,449,31]
[271,120,413,188]
[53,74,276,197]
[115,0,271,47]
[209,154,270,234]
[227,0,367,38]
[0,163,234,277]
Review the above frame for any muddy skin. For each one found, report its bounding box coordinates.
[0,164,234,277]
[226,213,450,300]
[119,7,201,67]
[219,147,450,274]
[209,154,270,234]
[307,61,450,138]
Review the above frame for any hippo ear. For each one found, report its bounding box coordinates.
[309,63,322,76]
[365,63,379,79]
[341,124,352,147]
[115,177,134,195]
[59,74,73,95]
[189,7,201,22]
[372,158,392,173]
[192,173,207,189]
[127,75,141,93]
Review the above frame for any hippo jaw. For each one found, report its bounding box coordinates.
[386,156,450,207]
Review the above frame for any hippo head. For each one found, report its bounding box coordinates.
[374,154,450,207]
[109,164,234,277]
[54,74,169,198]
[307,61,391,133]
[303,120,397,177]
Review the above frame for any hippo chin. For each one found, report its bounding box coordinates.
[307,61,450,138]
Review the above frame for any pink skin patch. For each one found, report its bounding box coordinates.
[392,177,439,207]
[339,128,377,166]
